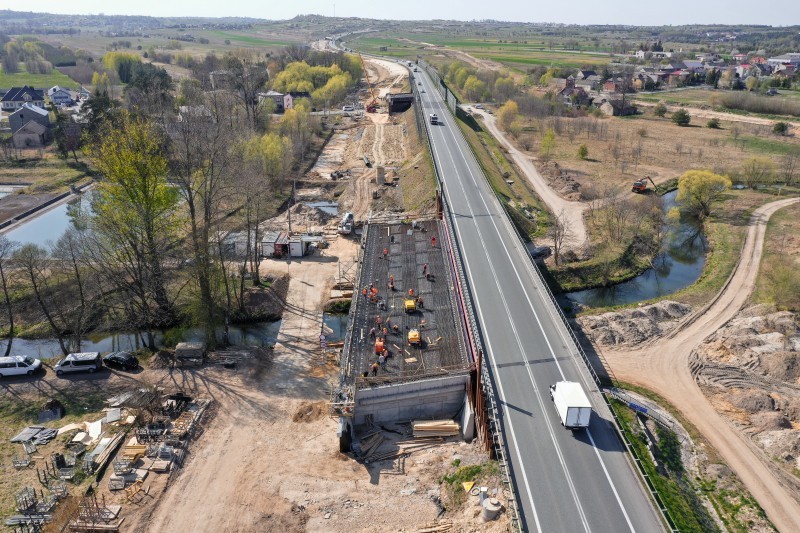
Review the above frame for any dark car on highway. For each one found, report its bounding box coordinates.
[103,351,139,371]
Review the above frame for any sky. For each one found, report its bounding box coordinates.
[29,0,800,26]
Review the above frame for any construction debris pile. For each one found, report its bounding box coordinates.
[3,389,211,532]
[106,393,211,495]
[354,417,461,465]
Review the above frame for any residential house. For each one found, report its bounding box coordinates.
[682,60,705,73]
[668,70,691,86]
[576,70,596,80]
[736,63,771,79]
[767,53,800,68]
[9,103,50,134]
[548,77,573,91]
[774,64,796,77]
[633,73,660,91]
[636,50,673,60]
[285,91,312,110]
[47,86,74,106]
[558,86,589,107]
[732,53,748,63]
[598,98,636,117]
[1,86,45,112]
[750,56,768,65]
[257,90,286,112]
[603,78,626,92]
[12,120,49,148]
[695,52,721,62]
[575,75,601,91]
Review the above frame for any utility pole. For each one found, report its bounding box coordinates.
[287,179,295,235]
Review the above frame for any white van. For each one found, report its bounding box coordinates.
[0,356,42,377]
[53,352,102,376]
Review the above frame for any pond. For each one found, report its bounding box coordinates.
[0,321,282,360]
[4,191,93,247]
[567,190,707,308]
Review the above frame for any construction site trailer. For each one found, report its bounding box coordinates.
[289,240,303,257]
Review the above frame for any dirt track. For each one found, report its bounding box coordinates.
[477,110,588,247]
[636,101,800,136]
[602,196,800,532]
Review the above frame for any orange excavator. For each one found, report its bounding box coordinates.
[632,176,658,194]
[358,53,379,113]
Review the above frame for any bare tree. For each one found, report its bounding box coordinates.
[167,92,239,344]
[781,149,799,185]
[223,51,271,130]
[14,244,70,356]
[548,209,574,266]
[0,237,17,356]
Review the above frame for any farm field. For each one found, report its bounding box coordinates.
[0,67,76,89]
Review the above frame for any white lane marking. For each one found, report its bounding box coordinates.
[441,91,636,533]
[429,114,590,532]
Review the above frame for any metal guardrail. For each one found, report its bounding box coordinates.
[412,61,524,533]
[430,64,681,532]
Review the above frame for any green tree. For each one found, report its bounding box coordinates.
[671,108,691,126]
[88,111,179,343]
[463,75,486,101]
[706,117,721,129]
[675,169,731,219]
[773,122,789,136]
[653,102,667,117]
[497,100,519,130]
[745,76,759,92]
[539,128,556,165]
[578,144,589,160]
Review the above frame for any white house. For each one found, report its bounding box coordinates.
[47,86,73,106]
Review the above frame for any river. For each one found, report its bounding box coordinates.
[0,321,283,360]
[567,190,707,308]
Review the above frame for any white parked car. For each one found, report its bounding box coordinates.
[0,356,42,377]
[342,105,355,112]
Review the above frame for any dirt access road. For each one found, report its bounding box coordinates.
[636,101,800,136]
[602,196,800,532]
[476,110,588,247]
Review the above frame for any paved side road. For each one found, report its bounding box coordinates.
[603,197,800,533]
[416,66,663,532]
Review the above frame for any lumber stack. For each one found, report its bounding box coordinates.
[412,420,460,437]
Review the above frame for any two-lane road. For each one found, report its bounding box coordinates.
[414,69,664,532]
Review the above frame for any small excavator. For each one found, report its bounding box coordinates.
[358,53,379,113]
[632,176,658,194]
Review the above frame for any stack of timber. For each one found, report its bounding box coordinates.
[412,420,460,437]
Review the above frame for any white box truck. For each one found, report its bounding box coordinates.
[549,381,592,429]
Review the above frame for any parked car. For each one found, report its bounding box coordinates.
[53,352,102,376]
[103,351,139,371]
[0,355,42,377]
[342,105,355,112]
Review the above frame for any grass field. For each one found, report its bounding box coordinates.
[751,201,800,311]
[635,88,718,106]
[0,67,76,89]
[209,31,293,47]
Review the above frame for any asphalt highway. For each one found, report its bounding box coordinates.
[413,68,665,532]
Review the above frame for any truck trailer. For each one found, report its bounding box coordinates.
[549,381,592,429]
